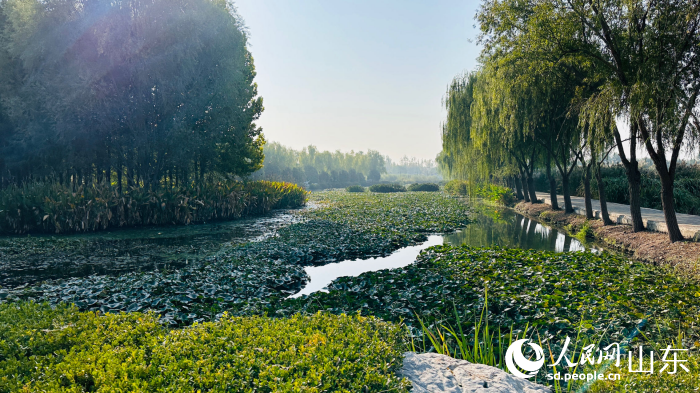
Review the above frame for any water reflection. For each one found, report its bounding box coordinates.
[443,207,594,253]
[290,235,444,298]
[293,207,598,297]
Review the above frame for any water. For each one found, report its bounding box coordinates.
[1,202,596,295]
[442,206,596,253]
[290,235,444,298]
[292,206,597,297]
[0,208,304,288]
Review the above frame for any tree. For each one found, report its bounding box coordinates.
[0,0,264,189]
[553,0,700,241]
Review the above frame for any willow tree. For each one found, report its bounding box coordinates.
[553,0,700,242]
[439,73,485,186]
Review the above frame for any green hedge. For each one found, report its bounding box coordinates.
[407,183,440,192]
[0,302,410,392]
[345,185,365,192]
[369,184,406,193]
[0,180,308,234]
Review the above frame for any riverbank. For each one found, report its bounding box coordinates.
[515,201,700,275]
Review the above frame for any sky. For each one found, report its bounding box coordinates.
[234,0,482,161]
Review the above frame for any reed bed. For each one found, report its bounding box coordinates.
[0,180,308,234]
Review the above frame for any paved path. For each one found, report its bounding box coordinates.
[535,192,700,239]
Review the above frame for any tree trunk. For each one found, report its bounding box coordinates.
[514,176,524,200]
[117,164,123,195]
[546,153,559,210]
[520,172,531,202]
[527,175,538,203]
[561,175,574,213]
[660,175,684,242]
[625,162,645,232]
[596,165,613,225]
[583,163,593,219]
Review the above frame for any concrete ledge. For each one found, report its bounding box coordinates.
[537,194,700,241]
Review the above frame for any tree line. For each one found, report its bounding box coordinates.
[253,142,386,187]
[440,0,700,242]
[0,0,265,193]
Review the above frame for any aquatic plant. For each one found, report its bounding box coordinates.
[2,191,471,325]
[276,245,700,356]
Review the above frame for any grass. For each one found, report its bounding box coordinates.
[272,243,700,389]
[3,190,699,391]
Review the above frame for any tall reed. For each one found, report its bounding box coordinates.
[0,179,308,234]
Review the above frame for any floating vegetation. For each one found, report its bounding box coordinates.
[2,191,472,325]
[273,245,700,353]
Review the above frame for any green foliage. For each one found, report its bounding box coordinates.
[0,180,307,234]
[575,220,594,241]
[475,184,516,206]
[414,289,525,370]
[0,303,410,392]
[445,179,470,196]
[369,184,406,193]
[444,181,515,205]
[345,185,365,193]
[0,0,264,185]
[589,353,700,392]
[407,183,440,192]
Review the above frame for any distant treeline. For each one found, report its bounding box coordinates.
[534,164,700,216]
[253,143,442,188]
[252,143,384,188]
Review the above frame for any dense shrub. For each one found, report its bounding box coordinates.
[0,302,410,392]
[369,183,406,193]
[407,183,440,192]
[345,185,365,192]
[444,179,470,195]
[444,181,515,205]
[476,183,516,206]
[0,180,308,235]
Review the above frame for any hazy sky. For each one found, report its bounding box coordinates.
[235,0,482,161]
